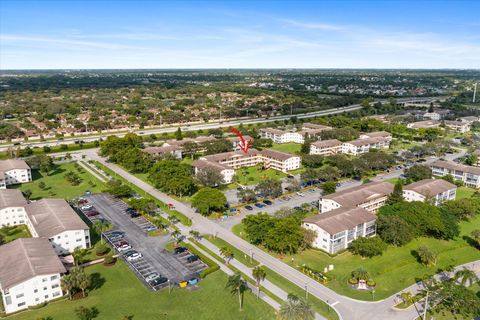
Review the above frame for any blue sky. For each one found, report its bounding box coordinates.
[1,0,479,69]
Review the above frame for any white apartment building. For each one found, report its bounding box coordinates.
[143,145,183,159]
[320,181,394,213]
[310,139,342,156]
[407,120,441,129]
[358,131,393,142]
[303,207,377,254]
[193,148,300,184]
[403,179,457,206]
[341,136,390,156]
[444,120,471,133]
[260,128,304,144]
[25,199,91,255]
[227,135,253,151]
[0,189,28,227]
[431,160,480,188]
[0,238,66,314]
[0,159,32,189]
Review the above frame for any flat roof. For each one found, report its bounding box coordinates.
[0,238,66,290]
[26,199,88,237]
[304,207,376,235]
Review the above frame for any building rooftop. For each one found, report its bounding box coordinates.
[143,145,181,155]
[192,159,231,172]
[404,179,456,197]
[0,189,28,208]
[432,160,480,176]
[361,131,392,139]
[260,128,286,135]
[311,139,342,148]
[0,159,30,172]
[302,123,332,130]
[345,136,390,147]
[0,238,66,290]
[304,207,376,235]
[227,135,253,143]
[322,181,394,207]
[260,149,298,161]
[26,199,88,238]
[202,148,261,163]
[408,120,441,129]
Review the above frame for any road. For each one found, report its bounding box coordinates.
[78,149,435,320]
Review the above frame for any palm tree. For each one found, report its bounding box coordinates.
[220,246,234,265]
[226,273,251,311]
[400,291,421,318]
[171,230,181,244]
[61,274,75,300]
[189,230,200,240]
[278,294,315,320]
[93,220,111,244]
[72,248,88,266]
[454,268,479,287]
[252,266,267,299]
[352,267,369,281]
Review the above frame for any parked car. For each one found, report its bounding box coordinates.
[254,203,264,208]
[116,241,132,252]
[174,247,187,254]
[108,231,124,241]
[145,273,161,282]
[85,210,99,217]
[129,211,140,218]
[124,250,142,261]
[150,277,168,286]
[187,255,199,263]
[281,196,290,201]
[244,205,253,211]
[263,200,273,205]
[296,192,305,197]
[145,225,157,232]
[81,204,93,210]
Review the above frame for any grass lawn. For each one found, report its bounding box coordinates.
[11,162,105,201]
[269,143,302,154]
[6,261,275,320]
[0,225,31,243]
[456,186,475,199]
[235,166,286,185]
[206,235,259,268]
[283,213,480,301]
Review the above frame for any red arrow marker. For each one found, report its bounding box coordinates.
[229,127,253,154]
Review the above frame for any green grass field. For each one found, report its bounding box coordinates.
[205,235,259,268]
[0,225,31,243]
[235,166,286,185]
[269,143,302,154]
[5,261,275,320]
[456,186,475,199]
[11,162,105,200]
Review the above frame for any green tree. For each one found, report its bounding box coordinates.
[264,218,304,254]
[471,229,480,246]
[175,127,183,140]
[93,220,112,244]
[226,273,251,311]
[321,181,336,195]
[196,167,225,187]
[219,246,234,265]
[75,306,98,320]
[61,274,75,300]
[242,213,275,245]
[191,187,227,216]
[352,267,369,281]
[278,294,315,320]
[404,164,431,182]
[72,248,88,266]
[252,266,267,299]
[349,237,387,258]
[454,268,479,287]
[386,180,403,204]
[416,245,437,266]
[376,215,412,246]
[255,178,282,198]
[441,198,480,221]
[148,160,196,197]
[237,188,257,203]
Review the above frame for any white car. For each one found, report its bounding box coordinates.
[145,273,160,282]
[125,251,142,261]
[116,241,132,252]
[81,204,93,210]
[296,192,305,197]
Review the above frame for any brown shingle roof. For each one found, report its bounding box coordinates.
[302,123,332,130]
[304,207,376,235]
[404,179,456,197]
[322,181,394,207]
[362,131,392,138]
[260,149,298,161]
[260,128,286,135]
[0,189,27,208]
[143,145,181,155]
[192,159,231,171]
[0,238,66,290]
[202,148,261,162]
[0,159,30,172]
[311,139,342,148]
[432,160,480,175]
[345,136,390,147]
[26,199,88,237]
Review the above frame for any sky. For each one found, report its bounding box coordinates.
[1,0,479,69]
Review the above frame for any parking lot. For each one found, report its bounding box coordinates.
[80,193,206,290]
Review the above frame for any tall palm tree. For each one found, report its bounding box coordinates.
[93,220,112,244]
[226,273,251,311]
[171,230,181,244]
[454,268,479,287]
[220,246,234,265]
[72,248,88,266]
[252,266,267,299]
[400,291,421,318]
[278,294,315,320]
[61,274,75,300]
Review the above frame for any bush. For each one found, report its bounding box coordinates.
[348,278,358,285]
[95,243,109,256]
[349,237,387,258]
[367,279,376,287]
[103,253,116,266]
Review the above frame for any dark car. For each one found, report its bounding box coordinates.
[108,231,124,241]
[287,175,294,179]
[85,210,99,217]
[174,247,187,254]
[129,211,140,218]
[254,203,264,208]
[244,205,253,211]
[149,277,168,286]
[263,200,273,205]
[187,255,199,263]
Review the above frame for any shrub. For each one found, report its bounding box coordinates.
[95,243,109,256]
[367,279,376,287]
[348,278,358,285]
[103,253,116,266]
[349,237,387,258]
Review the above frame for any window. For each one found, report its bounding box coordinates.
[52,291,61,297]
[42,278,47,282]
[50,275,58,281]
[44,295,49,299]
[17,302,26,307]
[52,284,59,289]
[15,293,24,299]
[43,287,47,291]
[5,296,12,305]
[34,289,38,293]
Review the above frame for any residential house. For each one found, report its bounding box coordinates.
[143,145,183,159]
[403,179,457,206]
[259,128,304,144]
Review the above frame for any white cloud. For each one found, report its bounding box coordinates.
[280,18,344,31]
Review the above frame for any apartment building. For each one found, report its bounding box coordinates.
[320,181,394,213]
[0,189,28,227]
[193,148,300,184]
[403,179,457,206]
[407,120,441,129]
[259,128,304,144]
[310,139,342,156]
[459,116,479,123]
[227,135,253,151]
[341,136,391,156]
[358,131,393,142]
[431,160,480,188]
[0,238,66,314]
[303,207,377,254]
[143,145,183,159]
[444,120,471,133]
[0,159,32,189]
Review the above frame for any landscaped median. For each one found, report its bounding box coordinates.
[89,160,192,226]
